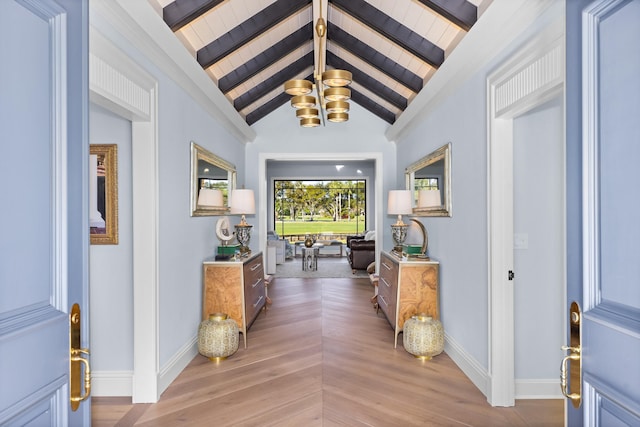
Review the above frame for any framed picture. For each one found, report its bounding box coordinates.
[90,144,118,244]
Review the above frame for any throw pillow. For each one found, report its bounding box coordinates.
[366,261,376,274]
[364,230,376,241]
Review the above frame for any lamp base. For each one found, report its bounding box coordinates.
[235,224,253,255]
[390,223,408,253]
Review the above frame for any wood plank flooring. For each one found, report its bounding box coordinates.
[92,277,563,426]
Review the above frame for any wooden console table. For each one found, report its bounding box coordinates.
[202,252,266,348]
[377,251,440,347]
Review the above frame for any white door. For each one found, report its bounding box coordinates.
[565,0,640,425]
[0,0,90,425]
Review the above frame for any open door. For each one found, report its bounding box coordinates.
[0,0,90,425]
[565,0,640,425]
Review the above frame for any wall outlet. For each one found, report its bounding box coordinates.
[514,233,528,249]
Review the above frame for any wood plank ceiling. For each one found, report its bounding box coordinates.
[152,0,489,126]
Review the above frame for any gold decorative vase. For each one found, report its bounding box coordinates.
[403,314,444,360]
[304,236,313,247]
[198,313,239,362]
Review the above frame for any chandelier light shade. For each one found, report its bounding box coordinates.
[296,108,319,119]
[322,69,352,87]
[325,101,349,113]
[291,95,316,109]
[283,6,352,127]
[284,79,313,96]
[327,112,349,123]
[324,87,351,101]
[300,117,321,127]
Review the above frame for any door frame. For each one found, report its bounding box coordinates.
[89,27,160,402]
[486,19,565,406]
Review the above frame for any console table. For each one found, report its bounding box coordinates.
[202,252,266,348]
[377,251,440,347]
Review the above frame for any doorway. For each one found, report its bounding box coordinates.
[487,20,565,405]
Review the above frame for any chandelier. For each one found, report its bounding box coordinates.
[283,3,352,127]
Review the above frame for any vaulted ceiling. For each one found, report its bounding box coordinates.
[152,0,490,126]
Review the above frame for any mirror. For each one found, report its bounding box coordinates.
[405,142,451,217]
[190,141,236,216]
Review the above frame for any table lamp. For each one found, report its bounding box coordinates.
[388,190,412,253]
[418,189,441,209]
[197,188,223,208]
[230,189,255,255]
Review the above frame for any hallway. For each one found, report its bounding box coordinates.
[93,277,563,426]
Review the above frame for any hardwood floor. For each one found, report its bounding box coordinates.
[92,277,563,426]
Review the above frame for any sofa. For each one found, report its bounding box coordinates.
[346,232,376,273]
[266,231,293,262]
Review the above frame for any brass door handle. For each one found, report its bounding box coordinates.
[560,351,580,403]
[560,301,582,408]
[70,348,91,404]
[70,303,91,411]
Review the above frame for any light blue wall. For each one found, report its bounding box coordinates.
[395,4,562,375]
[89,103,133,372]
[246,101,398,252]
[397,71,490,367]
[89,20,245,374]
[513,96,564,379]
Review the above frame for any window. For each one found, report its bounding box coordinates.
[274,180,366,240]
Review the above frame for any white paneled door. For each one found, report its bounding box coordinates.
[0,0,90,425]
[566,0,640,425]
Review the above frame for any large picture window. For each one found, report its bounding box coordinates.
[274,180,366,240]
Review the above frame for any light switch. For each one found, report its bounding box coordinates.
[514,233,528,249]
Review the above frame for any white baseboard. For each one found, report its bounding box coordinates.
[445,334,563,401]
[92,370,133,396]
[158,336,199,396]
[444,333,489,397]
[92,337,199,398]
[515,379,563,399]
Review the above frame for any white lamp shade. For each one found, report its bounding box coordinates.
[197,188,223,207]
[388,190,413,215]
[230,189,255,215]
[418,189,442,208]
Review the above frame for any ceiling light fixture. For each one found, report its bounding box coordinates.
[283,1,351,127]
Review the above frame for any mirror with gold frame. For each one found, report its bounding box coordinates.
[190,141,236,216]
[405,142,452,217]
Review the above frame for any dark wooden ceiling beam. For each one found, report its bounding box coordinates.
[197,0,312,70]
[326,52,407,111]
[245,92,291,125]
[330,0,444,69]
[163,0,225,32]
[350,88,396,124]
[416,0,477,32]
[218,22,313,94]
[233,53,314,112]
[327,23,421,94]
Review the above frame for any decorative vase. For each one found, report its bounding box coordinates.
[403,314,444,360]
[304,236,313,247]
[197,313,239,362]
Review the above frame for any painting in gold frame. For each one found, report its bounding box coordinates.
[90,144,118,244]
